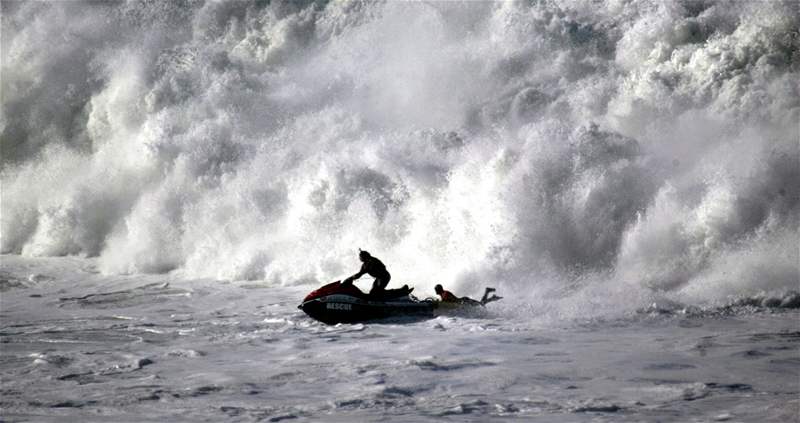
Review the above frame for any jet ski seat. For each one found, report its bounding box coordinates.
[374,285,413,299]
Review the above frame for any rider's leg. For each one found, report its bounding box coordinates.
[481,286,502,305]
[369,278,387,297]
[481,295,502,305]
[481,288,492,303]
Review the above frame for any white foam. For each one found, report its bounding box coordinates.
[1,1,797,320]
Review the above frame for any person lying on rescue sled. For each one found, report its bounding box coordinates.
[434,284,502,306]
[342,250,410,298]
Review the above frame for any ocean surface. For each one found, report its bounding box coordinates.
[1,255,799,422]
[1,0,798,421]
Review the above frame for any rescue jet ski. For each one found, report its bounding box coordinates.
[298,281,435,324]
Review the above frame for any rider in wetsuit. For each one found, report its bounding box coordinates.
[342,250,392,297]
[434,284,502,306]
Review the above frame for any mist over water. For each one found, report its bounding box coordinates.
[2,0,798,317]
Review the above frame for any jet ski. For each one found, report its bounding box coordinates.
[298,281,435,324]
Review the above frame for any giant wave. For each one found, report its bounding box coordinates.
[1,0,798,317]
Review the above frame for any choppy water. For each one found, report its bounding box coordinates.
[1,256,799,422]
[1,0,799,421]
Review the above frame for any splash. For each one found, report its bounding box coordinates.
[2,1,798,314]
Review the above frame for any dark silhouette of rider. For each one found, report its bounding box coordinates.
[434,284,502,305]
[342,250,392,296]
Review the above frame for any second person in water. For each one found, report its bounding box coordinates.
[435,284,502,306]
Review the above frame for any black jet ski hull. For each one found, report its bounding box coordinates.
[299,282,435,324]
[300,296,434,324]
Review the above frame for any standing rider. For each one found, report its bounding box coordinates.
[342,250,391,297]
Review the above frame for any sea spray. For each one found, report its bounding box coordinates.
[1,1,797,317]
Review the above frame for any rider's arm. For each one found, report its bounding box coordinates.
[345,263,367,283]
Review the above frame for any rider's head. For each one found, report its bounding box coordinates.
[434,284,443,294]
[358,249,371,261]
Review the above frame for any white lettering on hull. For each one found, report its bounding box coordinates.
[326,303,352,311]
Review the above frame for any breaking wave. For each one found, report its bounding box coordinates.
[2,1,798,314]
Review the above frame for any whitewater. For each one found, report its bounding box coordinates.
[1,0,798,421]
